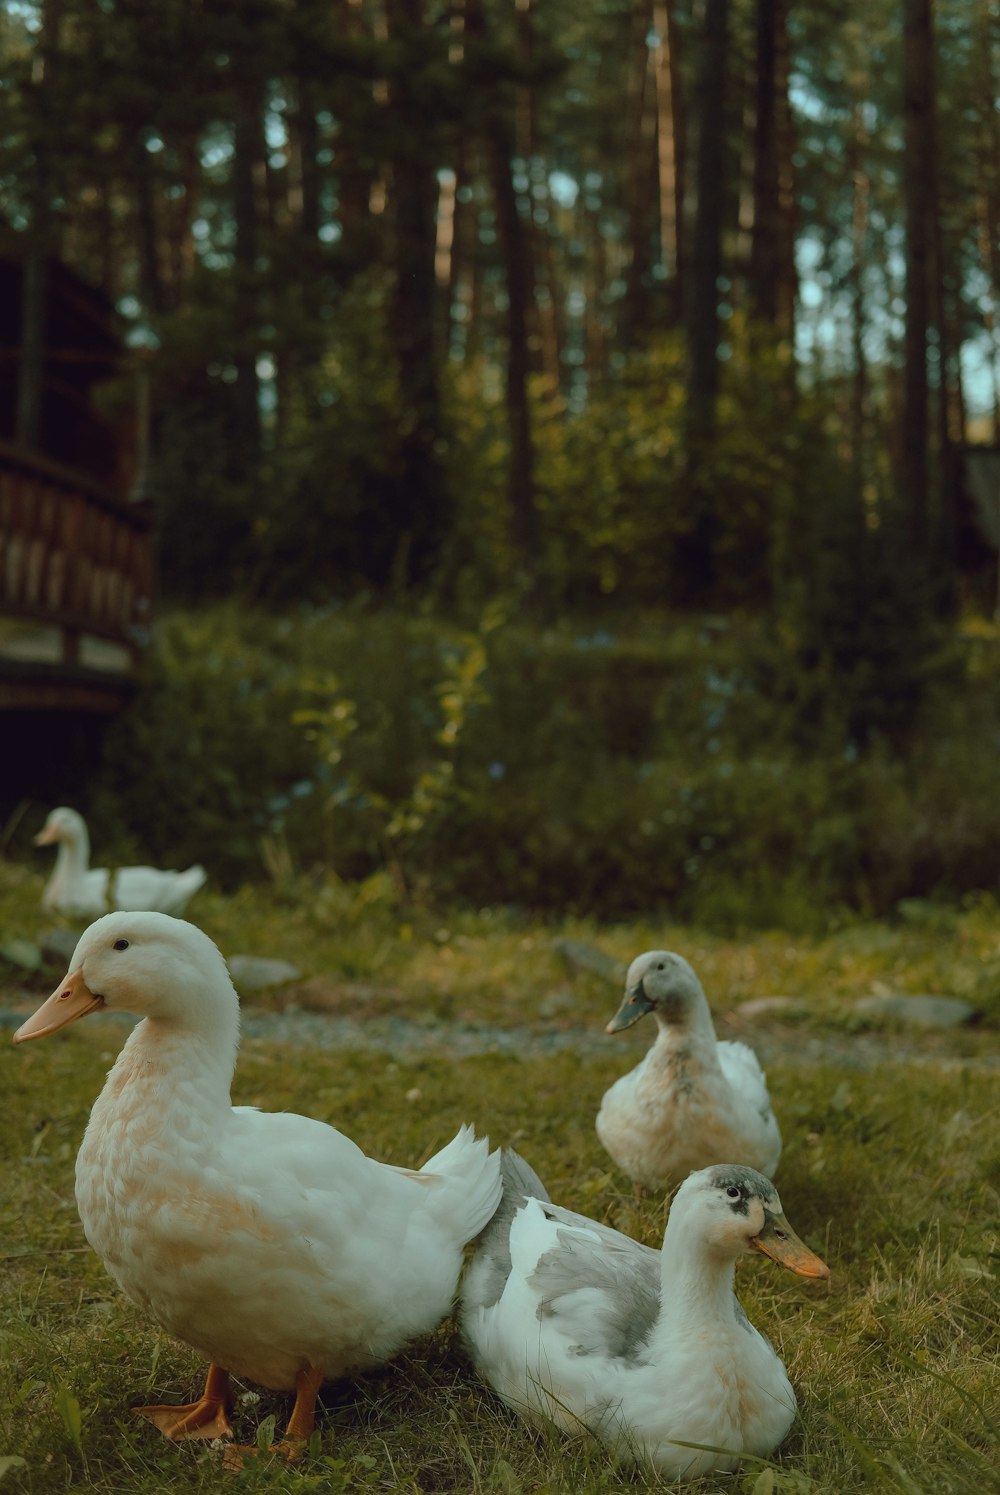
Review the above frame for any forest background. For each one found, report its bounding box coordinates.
[3,0,1000,929]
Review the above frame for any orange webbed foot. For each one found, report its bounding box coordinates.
[135,1363,233,1442]
[221,1437,306,1472]
[219,1365,322,1472]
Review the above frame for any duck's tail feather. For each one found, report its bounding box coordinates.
[460,1146,550,1315]
[499,1147,550,1206]
[162,864,207,914]
[422,1125,503,1245]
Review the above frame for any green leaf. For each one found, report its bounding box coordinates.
[255,1412,277,1450]
[54,1384,83,1456]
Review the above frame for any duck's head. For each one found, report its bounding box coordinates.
[12,911,236,1043]
[675,1164,830,1278]
[34,806,86,848]
[606,949,703,1033]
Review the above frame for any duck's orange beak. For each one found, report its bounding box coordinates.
[13,969,103,1043]
[751,1209,830,1279]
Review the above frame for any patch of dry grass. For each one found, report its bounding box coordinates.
[1,863,997,1493]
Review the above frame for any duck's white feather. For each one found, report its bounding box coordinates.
[597,951,781,1189]
[31,911,501,1394]
[463,1153,820,1478]
[37,807,206,918]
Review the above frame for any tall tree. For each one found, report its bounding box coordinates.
[466,0,539,590]
[900,0,936,562]
[748,0,795,340]
[15,0,65,451]
[679,0,730,603]
[651,0,684,321]
[384,0,452,587]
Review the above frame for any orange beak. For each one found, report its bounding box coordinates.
[34,824,58,846]
[13,969,104,1043]
[751,1209,830,1280]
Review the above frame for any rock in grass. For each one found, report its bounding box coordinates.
[552,938,626,984]
[227,954,303,993]
[40,928,83,968]
[853,993,978,1029]
[736,996,802,1019]
[0,937,42,972]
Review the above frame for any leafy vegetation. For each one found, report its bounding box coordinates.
[9,603,995,931]
[0,860,997,1494]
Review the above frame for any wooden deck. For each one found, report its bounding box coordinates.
[0,439,153,712]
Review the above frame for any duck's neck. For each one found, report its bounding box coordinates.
[56,828,90,882]
[648,1209,742,1352]
[99,1008,239,1127]
[649,994,721,1072]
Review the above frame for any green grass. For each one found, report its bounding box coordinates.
[1,861,998,1493]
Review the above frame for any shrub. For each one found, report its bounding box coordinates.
[66,604,1000,930]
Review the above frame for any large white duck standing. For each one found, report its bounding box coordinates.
[36,807,207,919]
[597,950,782,1194]
[14,911,502,1455]
[462,1151,829,1478]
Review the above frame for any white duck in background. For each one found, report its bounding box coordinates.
[13,911,502,1454]
[36,807,206,919]
[462,1151,828,1478]
[597,950,782,1194]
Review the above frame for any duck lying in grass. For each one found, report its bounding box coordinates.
[462,1151,828,1478]
[36,806,206,919]
[597,949,782,1193]
[13,910,502,1456]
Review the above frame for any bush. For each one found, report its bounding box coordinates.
[65,604,1000,931]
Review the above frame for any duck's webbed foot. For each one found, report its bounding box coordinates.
[220,1365,325,1471]
[136,1363,234,1441]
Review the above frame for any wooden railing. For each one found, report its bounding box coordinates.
[0,439,153,709]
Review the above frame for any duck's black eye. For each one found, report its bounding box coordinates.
[726,1185,741,1199]
[656,962,665,971]
[113,938,129,951]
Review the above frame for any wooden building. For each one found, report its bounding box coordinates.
[0,255,153,807]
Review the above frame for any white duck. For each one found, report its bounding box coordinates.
[462,1151,828,1478]
[13,911,502,1453]
[597,950,782,1193]
[36,807,207,919]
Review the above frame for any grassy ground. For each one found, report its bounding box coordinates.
[0,861,997,1494]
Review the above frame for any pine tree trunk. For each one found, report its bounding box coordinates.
[847,108,870,492]
[133,133,165,318]
[622,0,657,347]
[973,0,1000,440]
[16,0,65,452]
[749,0,795,340]
[651,0,684,322]
[680,0,730,603]
[465,0,539,586]
[232,78,263,470]
[901,0,934,559]
[385,0,450,588]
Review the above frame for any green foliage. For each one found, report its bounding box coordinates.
[51,604,1000,931]
[293,620,492,892]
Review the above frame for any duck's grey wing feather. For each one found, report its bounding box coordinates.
[468,1148,661,1360]
[529,1212,662,1360]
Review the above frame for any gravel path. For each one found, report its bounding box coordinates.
[2,986,995,1073]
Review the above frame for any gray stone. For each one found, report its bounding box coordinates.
[736,996,801,1019]
[40,928,83,967]
[853,993,978,1029]
[227,954,303,993]
[0,938,42,972]
[552,938,626,984]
